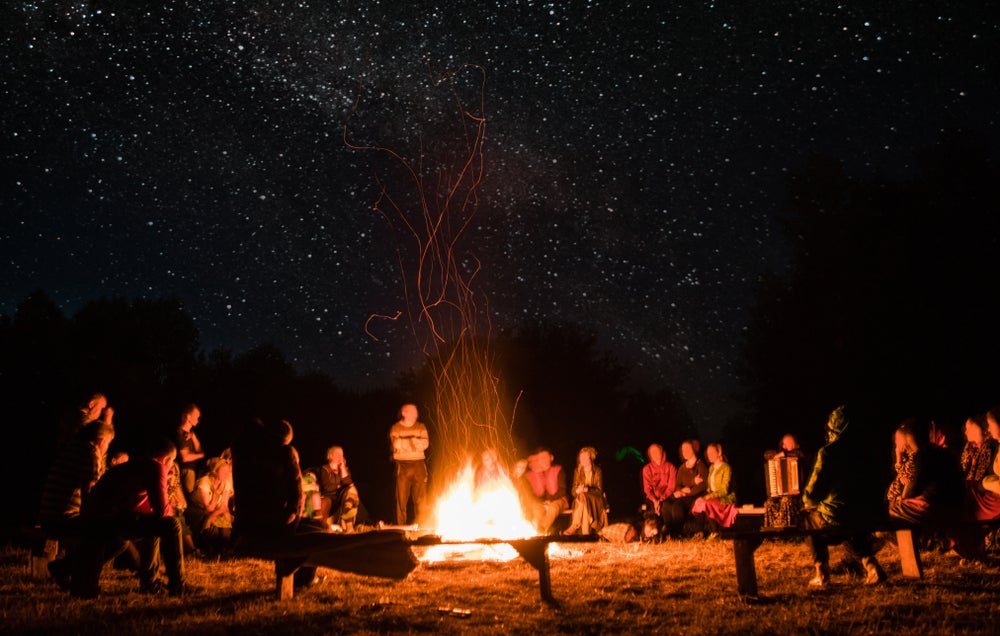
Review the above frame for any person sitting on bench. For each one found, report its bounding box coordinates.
[888,418,964,524]
[230,418,417,591]
[801,405,886,588]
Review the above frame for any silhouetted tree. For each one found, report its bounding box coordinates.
[741,131,1000,493]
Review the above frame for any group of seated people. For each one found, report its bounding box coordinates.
[497,403,1000,591]
[36,391,1000,598]
[640,440,738,539]
[761,406,1000,588]
[37,394,369,598]
[477,439,739,542]
[885,411,1000,560]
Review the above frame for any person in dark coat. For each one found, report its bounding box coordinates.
[800,405,886,588]
[231,419,417,588]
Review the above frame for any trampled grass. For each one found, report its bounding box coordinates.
[2,537,998,635]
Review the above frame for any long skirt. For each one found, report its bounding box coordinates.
[950,482,1000,560]
[763,495,803,528]
[691,498,738,529]
[569,491,608,534]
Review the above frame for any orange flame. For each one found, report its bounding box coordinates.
[422,461,535,562]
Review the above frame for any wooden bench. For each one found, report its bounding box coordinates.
[233,529,420,601]
[721,524,920,597]
[720,517,1000,597]
[234,532,596,603]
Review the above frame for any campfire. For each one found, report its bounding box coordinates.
[420,461,536,562]
[408,458,597,606]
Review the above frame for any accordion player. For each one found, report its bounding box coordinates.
[766,456,801,497]
[763,454,806,528]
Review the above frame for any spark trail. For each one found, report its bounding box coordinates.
[346,64,520,512]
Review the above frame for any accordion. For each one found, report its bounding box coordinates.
[765,457,800,497]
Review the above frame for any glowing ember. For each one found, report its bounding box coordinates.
[422,461,536,562]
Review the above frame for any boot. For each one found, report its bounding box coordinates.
[808,563,831,588]
[861,556,886,585]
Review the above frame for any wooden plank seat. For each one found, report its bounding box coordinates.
[720,517,1000,597]
[232,529,419,600]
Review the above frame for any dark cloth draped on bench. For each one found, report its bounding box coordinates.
[234,524,418,580]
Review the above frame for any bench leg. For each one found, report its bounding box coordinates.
[29,538,59,580]
[510,538,559,607]
[537,551,554,606]
[733,537,762,597]
[895,529,923,578]
[276,562,295,600]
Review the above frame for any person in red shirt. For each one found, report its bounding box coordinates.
[520,448,567,534]
[71,439,196,598]
[641,443,677,527]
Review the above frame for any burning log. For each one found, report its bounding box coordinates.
[412,534,597,606]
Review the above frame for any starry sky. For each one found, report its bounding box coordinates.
[3,2,998,429]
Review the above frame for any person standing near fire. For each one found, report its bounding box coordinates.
[175,404,205,497]
[390,403,430,526]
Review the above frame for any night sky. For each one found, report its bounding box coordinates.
[3,2,998,429]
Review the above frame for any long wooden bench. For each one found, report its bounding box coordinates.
[235,532,597,603]
[720,518,1000,597]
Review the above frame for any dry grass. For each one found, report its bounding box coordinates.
[2,537,999,635]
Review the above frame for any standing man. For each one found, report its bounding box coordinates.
[175,404,204,497]
[389,404,429,526]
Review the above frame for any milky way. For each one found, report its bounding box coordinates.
[3,2,997,428]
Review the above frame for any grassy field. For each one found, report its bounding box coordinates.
[2,537,999,635]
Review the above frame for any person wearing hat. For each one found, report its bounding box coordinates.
[800,405,887,589]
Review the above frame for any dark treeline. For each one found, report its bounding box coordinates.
[728,130,1000,501]
[6,133,999,540]
[0,296,693,540]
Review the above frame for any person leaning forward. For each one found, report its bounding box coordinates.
[231,418,417,586]
[71,439,198,598]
